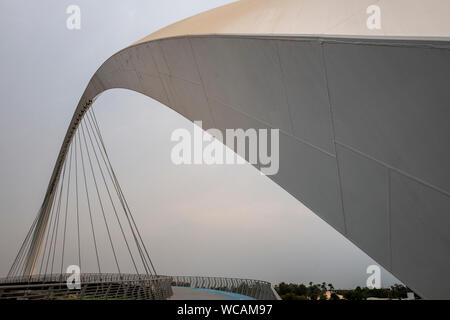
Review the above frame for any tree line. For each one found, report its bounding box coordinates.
[275,282,419,300]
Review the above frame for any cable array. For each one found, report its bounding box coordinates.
[8,108,157,279]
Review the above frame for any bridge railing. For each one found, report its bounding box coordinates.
[171,275,280,300]
[0,273,173,300]
[0,274,281,300]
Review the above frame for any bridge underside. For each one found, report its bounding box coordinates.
[79,34,450,299]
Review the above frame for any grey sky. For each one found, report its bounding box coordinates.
[0,0,400,288]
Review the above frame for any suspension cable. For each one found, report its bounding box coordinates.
[7,210,39,278]
[37,178,61,277]
[85,110,151,275]
[74,133,82,270]
[80,121,121,275]
[60,141,74,275]
[83,112,141,275]
[90,108,158,276]
[77,129,101,273]
[49,155,68,275]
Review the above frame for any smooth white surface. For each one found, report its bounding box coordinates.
[135,0,450,43]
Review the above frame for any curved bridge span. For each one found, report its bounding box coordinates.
[22,0,450,299]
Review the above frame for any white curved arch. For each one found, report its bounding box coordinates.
[25,0,450,299]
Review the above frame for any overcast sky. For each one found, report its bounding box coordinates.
[0,0,401,288]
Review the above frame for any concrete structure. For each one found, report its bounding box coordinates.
[24,0,450,299]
